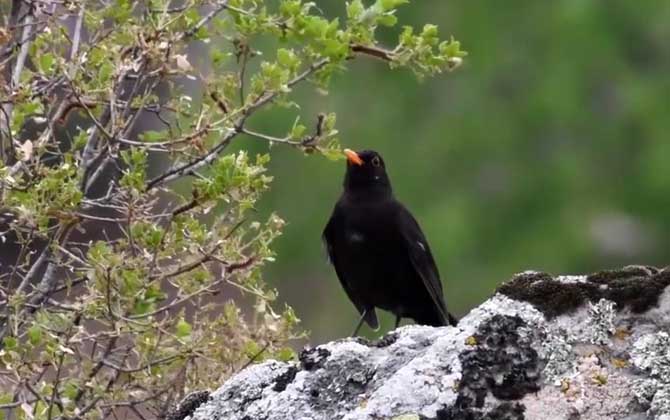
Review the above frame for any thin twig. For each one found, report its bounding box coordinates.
[241,127,301,146]
[182,0,230,39]
[99,353,183,373]
[146,58,329,190]
[69,6,85,63]
[350,43,394,61]
[130,256,255,319]
[11,13,33,88]
[145,128,237,190]
[47,353,66,419]
[73,337,118,406]
[2,3,34,167]
[238,42,250,105]
[237,342,270,372]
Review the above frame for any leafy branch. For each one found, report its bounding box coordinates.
[0,0,464,418]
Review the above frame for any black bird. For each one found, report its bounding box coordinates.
[323,149,457,336]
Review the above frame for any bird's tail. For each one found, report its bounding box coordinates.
[447,311,459,326]
[415,307,457,327]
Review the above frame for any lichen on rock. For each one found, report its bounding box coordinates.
[178,267,670,420]
[584,298,617,345]
[631,331,670,418]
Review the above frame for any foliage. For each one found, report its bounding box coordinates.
[0,0,463,418]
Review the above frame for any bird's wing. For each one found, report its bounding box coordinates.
[322,211,379,329]
[396,204,452,326]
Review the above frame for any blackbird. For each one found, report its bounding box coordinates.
[323,149,457,336]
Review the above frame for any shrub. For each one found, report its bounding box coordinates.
[0,0,464,418]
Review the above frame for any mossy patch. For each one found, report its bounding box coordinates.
[498,268,670,318]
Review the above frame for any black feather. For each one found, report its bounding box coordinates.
[323,150,456,335]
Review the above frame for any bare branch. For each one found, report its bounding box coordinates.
[182,0,230,39]
[100,353,184,373]
[11,13,33,88]
[1,1,34,165]
[240,127,301,147]
[350,43,395,61]
[47,353,66,419]
[145,128,237,190]
[69,6,85,63]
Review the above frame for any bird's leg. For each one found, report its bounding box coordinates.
[351,310,368,337]
[394,315,402,329]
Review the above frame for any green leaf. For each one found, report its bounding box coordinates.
[176,318,192,338]
[322,38,348,59]
[277,48,300,72]
[39,53,55,72]
[243,340,263,360]
[440,37,468,58]
[107,0,133,23]
[88,241,113,265]
[98,62,114,83]
[132,300,153,316]
[323,113,337,134]
[72,129,88,151]
[347,0,365,20]
[121,269,142,295]
[322,146,345,162]
[2,336,17,350]
[380,0,409,11]
[140,130,168,143]
[184,8,200,26]
[279,0,302,18]
[211,49,231,67]
[290,117,306,139]
[62,381,79,400]
[276,347,295,362]
[145,284,166,302]
[120,148,148,191]
[378,14,398,27]
[277,48,291,66]
[0,392,13,419]
[282,305,300,327]
[195,26,209,40]
[28,325,42,346]
[421,24,439,42]
[399,25,415,45]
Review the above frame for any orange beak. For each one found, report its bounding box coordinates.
[344,149,364,166]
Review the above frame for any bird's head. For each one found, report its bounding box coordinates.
[342,149,392,196]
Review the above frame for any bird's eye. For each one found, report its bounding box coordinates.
[371,156,381,167]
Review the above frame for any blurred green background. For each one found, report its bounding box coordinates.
[238,1,670,343]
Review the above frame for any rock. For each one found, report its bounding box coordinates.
[178,267,670,420]
[165,390,211,420]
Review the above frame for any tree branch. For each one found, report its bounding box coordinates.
[130,256,255,320]
[69,6,85,63]
[182,0,230,39]
[146,58,330,190]
[350,43,394,61]
[1,1,34,165]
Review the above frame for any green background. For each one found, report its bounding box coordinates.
[238,1,670,342]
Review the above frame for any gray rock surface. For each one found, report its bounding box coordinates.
[179,267,670,420]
